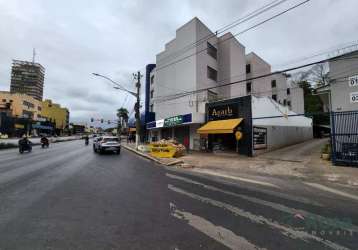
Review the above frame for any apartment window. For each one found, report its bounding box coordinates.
[272,94,277,101]
[150,104,154,112]
[287,101,291,107]
[246,82,252,94]
[150,75,154,85]
[271,80,276,88]
[283,99,287,106]
[150,90,154,99]
[23,100,34,108]
[246,64,251,73]
[207,66,217,81]
[207,42,217,59]
[287,88,290,95]
[38,106,42,111]
[2,99,6,102]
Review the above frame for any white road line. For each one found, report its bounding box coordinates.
[304,182,358,201]
[170,202,264,250]
[166,173,358,233]
[168,184,351,250]
[191,169,280,189]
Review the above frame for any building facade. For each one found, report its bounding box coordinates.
[316,51,358,166]
[41,99,69,132]
[0,91,42,120]
[10,60,45,101]
[146,17,305,150]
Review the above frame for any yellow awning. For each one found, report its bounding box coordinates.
[197,118,243,134]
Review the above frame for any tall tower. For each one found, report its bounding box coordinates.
[10,59,45,101]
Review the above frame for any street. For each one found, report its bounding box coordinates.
[0,140,357,250]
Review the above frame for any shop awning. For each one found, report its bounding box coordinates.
[197,118,243,134]
[129,128,136,132]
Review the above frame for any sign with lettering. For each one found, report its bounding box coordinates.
[164,115,183,127]
[253,126,267,150]
[156,119,164,128]
[350,92,358,103]
[348,75,358,87]
[208,104,238,121]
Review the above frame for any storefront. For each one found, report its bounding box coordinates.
[197,96,253,156]
[197,95,313,156]
[147,113,195,149]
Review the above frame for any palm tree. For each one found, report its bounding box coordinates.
[116,107,129,134]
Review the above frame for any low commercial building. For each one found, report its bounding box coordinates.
[197,96,312,156]
[41,99,69,134]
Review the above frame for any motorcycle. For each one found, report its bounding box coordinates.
[41,138,49,148]
[19,140,32,154]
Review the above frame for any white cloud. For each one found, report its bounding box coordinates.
[0,0,357,123]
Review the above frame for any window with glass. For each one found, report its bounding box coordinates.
[207,66,217,81]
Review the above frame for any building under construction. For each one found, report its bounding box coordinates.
[10,60,45,101]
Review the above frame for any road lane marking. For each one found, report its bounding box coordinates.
[168,184,351,250]
[166,173,358,233]
[170,202,264,250]
[304,182,358,201]
[190,169,280,189]
[166,173,323,206]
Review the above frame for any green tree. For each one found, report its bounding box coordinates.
[116,107,129,134]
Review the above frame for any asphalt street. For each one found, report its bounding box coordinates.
[0,140,357,250]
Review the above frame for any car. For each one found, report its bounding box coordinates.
[93,136,121,154]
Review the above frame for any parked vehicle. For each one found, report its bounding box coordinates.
[18,138,32,154]
[93,136,121,154]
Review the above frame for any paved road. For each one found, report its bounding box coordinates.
[0,140,357,250]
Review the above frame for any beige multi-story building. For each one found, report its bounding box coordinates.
[0,91,42,120]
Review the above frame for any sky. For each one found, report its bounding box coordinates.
[0,0,357,125]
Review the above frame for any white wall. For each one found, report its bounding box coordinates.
[253,125,313,155]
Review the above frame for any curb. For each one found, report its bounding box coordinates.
[122,145,183,166]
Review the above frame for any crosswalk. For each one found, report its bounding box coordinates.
[166,172,357,250]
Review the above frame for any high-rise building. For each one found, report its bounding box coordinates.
[10,60,45,101]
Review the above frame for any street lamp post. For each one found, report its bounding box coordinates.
[92,72,141,150]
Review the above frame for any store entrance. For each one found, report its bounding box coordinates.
[208,133,237,152]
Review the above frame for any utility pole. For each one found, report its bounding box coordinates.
[134,71,142,150]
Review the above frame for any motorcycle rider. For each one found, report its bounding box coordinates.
[18,135,32,152]
[40,135,49,148]
[84,135,89,145]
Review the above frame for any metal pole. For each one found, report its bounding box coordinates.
[135,71,141,150]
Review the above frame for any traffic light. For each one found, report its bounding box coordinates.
[107,120,110,124]
[100,119,104,123]
[90,118,94,122]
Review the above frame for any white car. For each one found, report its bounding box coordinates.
[93,136,121,154]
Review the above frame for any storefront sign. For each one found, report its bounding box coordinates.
[350,92,358,103]
[156,119,164,128]
[208,104,238,121]
[147,114,192,129]
[164,115,183,127]
[349,75,358,87]
[235,131,243,141]
[253,126,267,150]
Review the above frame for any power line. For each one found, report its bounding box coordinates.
[158,0,290,65]
[153,54,358,104]
[155,0,310,73]
[151,42,358,102]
